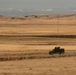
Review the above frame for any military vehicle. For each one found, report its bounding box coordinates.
[49,47,65,55]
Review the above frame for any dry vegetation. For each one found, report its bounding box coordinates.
[0,14,76,75]
[0,14,76,25]
[0,57,76,75]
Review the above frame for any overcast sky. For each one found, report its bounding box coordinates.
[0,0,76,10]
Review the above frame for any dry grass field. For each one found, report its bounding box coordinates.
[0,57,76,75]
[0,14,76,75]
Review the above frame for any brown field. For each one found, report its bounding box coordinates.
[1,57,76,75]
[0,14,76,75]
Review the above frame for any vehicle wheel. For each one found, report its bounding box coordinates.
[59,52,61,54]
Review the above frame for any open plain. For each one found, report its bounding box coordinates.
[0,14,76,75]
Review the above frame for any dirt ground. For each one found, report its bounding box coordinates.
[0,14,76,75]
[0,57,76,75]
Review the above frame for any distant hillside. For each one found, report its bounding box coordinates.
[0,14,76,25]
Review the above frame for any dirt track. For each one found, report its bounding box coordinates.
[0,50,76,61]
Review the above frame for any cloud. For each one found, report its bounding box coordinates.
[46,8,53,11]
[0,8,25,12]
[0,7,76,16]
[41,8,53,12]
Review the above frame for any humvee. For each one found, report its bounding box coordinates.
[49,47,65,55]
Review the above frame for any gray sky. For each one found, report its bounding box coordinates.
[0,0,76,10]
[0,0,76,16]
